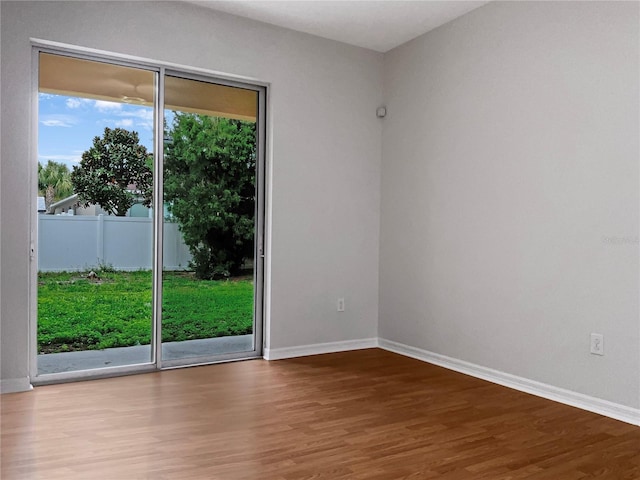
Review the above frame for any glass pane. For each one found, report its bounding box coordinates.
[162,75,258,362]
[37,53,156,375]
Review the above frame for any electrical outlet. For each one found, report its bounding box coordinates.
[590,333,604,356]
[337,298,345,312]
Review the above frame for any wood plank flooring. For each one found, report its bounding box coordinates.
[1,349,639,479]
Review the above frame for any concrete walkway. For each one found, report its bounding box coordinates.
[38,335,254,374]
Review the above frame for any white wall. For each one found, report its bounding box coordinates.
[0,1,383,385]
[380,1,639,408]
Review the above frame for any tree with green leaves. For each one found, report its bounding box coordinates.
[38,160,74,211]
[71,127,152,216]
[164,114,256,279]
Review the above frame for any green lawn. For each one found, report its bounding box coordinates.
[38,270,253,354]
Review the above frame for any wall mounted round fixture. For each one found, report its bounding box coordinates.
[376,106,387,118]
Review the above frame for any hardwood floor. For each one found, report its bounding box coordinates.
[1,349,638,479]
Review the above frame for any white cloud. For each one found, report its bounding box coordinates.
[94,100,122,112]
[66,98,81,109]
[66,98,91,109]
[40,114,77,127]
[115,118,134,127]
[135,119,154,131]
[38,93,55,100]
[41,120,71,127]
[123,109,154,121]
[102,108,154,131]
[122,108,154,131]
[96,105,154,132]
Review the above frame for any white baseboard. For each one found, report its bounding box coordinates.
[264,338,378,361]
[4,340,635,426]
[0,377,33,394]
[379,338,640,427]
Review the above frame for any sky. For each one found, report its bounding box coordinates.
[38,93,158,170]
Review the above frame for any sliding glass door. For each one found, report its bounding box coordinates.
[34,49,265,381]
[36,53,157,375]
[161,75,262,365]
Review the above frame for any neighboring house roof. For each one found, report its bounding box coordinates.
[37,196,46,212]
[48,193,148,216]
[48,193,79,213]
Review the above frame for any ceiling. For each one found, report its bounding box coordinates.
[189,1,491,52]
[40,53,258,120]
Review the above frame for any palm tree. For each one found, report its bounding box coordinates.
[38,161,74,211]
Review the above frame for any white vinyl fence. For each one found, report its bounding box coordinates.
[38,215,192,272]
